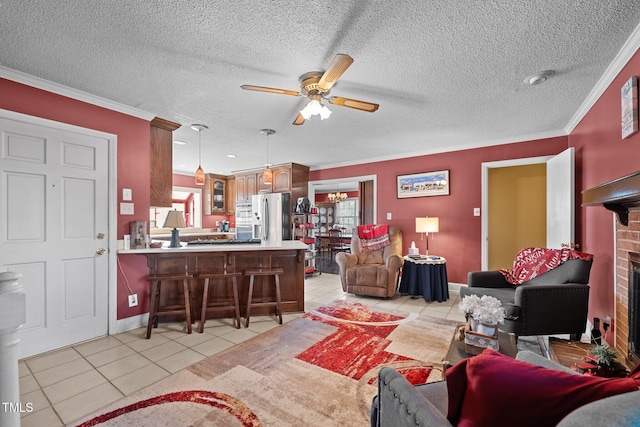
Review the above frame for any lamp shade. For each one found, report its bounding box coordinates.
[416,217,439,233]
[163,210,186,229]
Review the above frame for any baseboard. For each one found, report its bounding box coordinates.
[448,282,464,291]
[113,313,149,334]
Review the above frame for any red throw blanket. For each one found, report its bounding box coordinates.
[499,247,593,285]
[357,224,390,252]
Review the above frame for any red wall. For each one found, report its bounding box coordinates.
[310,137,568,283]
[570,49,640,332]
[0,78,152,320]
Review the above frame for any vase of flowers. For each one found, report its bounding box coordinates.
[459,295,506,336]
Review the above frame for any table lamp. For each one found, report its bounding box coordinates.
[163,210,186,248]
[415,217,439,255]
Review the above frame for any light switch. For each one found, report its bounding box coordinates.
[387,212,392,220]
[473,207,481,216]
[120,202,134,215]
[122,188,132,201]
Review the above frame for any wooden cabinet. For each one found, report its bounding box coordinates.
[235,174,256,203]
[150,117,180,207]
[226,177,236,213]
[204,173,231,215]
[234,163,309,204]
[272,166,292,193]
[257,172,272,193]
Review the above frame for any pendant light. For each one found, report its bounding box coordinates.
[191,124,208,186]
[260,128,275,184]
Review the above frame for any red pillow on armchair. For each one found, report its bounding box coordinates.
[446,349,640,427]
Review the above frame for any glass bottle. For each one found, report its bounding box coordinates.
[591,317,602,345]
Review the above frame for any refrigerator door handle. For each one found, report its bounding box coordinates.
[263,198,269,240]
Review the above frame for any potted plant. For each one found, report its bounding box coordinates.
[587,345,628,377]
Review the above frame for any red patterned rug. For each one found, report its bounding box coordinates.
[72,300,458,426]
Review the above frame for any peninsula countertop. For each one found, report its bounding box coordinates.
[117,240,307,254]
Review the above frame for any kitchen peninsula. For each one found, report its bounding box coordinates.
[118,240,308,320]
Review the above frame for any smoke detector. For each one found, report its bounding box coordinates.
[524,70,555,86]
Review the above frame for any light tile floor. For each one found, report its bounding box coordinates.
[18,273,465,426]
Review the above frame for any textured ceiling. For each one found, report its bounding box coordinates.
[2,1,640,177]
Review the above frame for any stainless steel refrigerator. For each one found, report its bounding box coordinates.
[251,193,291,243]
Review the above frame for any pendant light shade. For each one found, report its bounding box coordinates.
[263,166,273,184]
[260,128,275,184]
[195,166,205,185]
[191,124,208,186]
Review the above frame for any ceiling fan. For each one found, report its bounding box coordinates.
[241,54,379,125]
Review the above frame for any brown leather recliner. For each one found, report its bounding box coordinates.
[336,226,403,298]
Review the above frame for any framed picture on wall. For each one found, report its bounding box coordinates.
[622,76,638,139]
[397,170,450,198]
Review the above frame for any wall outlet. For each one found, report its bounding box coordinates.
[128,294,138,307]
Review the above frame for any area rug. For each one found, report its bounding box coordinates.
[72,300,459,426]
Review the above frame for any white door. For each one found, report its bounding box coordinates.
[0,116,109,359]
[546,148,575,249]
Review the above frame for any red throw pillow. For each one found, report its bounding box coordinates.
[446,349,640,427]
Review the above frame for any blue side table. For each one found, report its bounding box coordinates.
[399,255,449,302]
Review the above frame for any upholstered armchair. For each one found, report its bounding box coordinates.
[462,253,593,340]
[336,225,403,298]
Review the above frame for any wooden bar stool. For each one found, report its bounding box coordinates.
[199,271,242,332]
[244,267,285,327]
[145,273,194,339]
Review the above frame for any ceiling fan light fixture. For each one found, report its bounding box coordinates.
[319,104,332,120]
[300,95,332,120]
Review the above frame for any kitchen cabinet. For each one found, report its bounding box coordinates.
[150,117,181,207]
[226,177,236,213]
[234,163,309,203]
[236,174,257,203]
[272,166,292,193]
[257,171,272,193]
[204,173,230,215]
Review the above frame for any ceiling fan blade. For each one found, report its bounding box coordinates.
[240,85,300,97]
[317,54,354,92]
[292,113,305,126]
[328,96,379,113]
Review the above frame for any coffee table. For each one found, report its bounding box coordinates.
[442,325,518,371]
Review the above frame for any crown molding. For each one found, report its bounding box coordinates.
[310,129,567,171]
[0,66,155,121]
[565,21,640,133]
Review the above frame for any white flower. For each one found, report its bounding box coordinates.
[458,294,482,315]
[459,295,505,325]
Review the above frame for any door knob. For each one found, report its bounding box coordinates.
[96,248,106,255]
[97,233,105,239]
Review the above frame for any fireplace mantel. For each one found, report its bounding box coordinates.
[582,170,640,226]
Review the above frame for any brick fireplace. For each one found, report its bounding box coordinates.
[583,171,640,367]
[615,209,640,366]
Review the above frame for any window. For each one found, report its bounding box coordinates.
[335,198,358,228]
